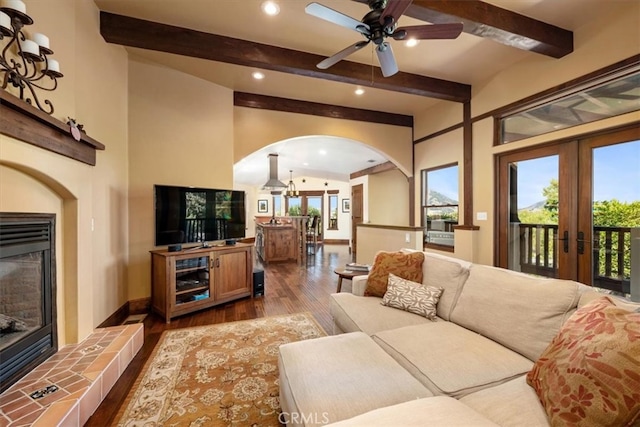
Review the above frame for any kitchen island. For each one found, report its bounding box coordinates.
[255,216,309,264]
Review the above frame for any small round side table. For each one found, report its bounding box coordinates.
[333,268,368,293]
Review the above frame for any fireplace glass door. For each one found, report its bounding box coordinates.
[0,213,56,393]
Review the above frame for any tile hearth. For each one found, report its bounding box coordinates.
[0,324,143,426]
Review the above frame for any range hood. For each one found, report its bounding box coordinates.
[263,153,287,190]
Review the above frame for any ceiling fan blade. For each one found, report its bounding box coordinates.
[305,2,370,34]
[317,40,370,69]
[376,43,399,77]
[393,23,464,40]
[379,0,413,27]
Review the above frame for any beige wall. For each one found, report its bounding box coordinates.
[234,107,414,178]
[368,169,411,226]
[356,226,423,264]
[414,1,640,266]
[0,0,128,344]
[127,57,234,301]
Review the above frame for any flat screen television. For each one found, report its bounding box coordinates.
[154,185,246,246]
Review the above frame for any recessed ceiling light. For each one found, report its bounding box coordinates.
[303,162,309,166]
[319,150,327,155]
[405,38,419,47]
[354,88,365,95]
[252,71,265,80]
[261,1,280,16]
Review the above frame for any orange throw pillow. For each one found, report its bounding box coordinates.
[364,251,424,297]
[526,296,640,426]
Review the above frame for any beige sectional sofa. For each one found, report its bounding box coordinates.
[278,251,640,426]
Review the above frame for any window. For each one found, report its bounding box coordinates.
[286,197,301,215]
[421,164,459,249]
[328,194,338,230]
[272,194,282,216]
[500,69,639,144]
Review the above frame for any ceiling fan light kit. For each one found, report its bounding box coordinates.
[306,0,463,77]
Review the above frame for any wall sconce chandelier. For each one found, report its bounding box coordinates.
[0,0,63,114]
[285,170,299,198]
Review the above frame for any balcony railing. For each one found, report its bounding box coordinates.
[184,218,228,242]
[517,223,633,293]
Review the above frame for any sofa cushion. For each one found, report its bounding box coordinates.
[460,376,550,427]
[364,251,424,297]
[381,273,443,320]
[400,250,472,321]
[278,332,433,427]
[423,252,471,320]
[373,322,533,397]
[526,296,640,427]
[330,293,431,335]
[450,264,582,361]
[326,396,500,426]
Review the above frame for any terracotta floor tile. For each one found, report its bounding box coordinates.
[79,379,101,426]
[55,374,85,389]
[6,400,41,420]
[101,358,120,397]
[8,407,46,426]
[1,325,141,427]
[104,335,130,353]
[0,390,24,406]
[84,352,117,376]
[60,388,87,402]
[36,360,60,372]
[83,371,99,382]
[62,377,92,395]
[46,366,69,377]
[53,358,80,369]
[132,327,144,353]
[20,380,54,395]
[118,340,134,369]
[1,395,32,415]
[32,399,78,427]
[36,388,70,407]
[68,363,91,374]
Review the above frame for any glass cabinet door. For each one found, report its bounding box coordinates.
[174,255,211,306]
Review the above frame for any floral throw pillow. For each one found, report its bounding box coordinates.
[364,251,424,298]
[526,296,640,426]
[381,274,443,320]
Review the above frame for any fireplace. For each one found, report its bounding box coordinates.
[0,213,57,393]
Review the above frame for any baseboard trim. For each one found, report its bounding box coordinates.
[129,297,151,314]
[97,301,129,328]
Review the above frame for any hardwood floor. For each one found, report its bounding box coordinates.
[86,243,353,426]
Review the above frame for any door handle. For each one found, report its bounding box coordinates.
[577,231,590,255]
[558,231,569,253]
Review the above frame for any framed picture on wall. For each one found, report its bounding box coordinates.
[258,199,268,213]
[342,198,350,213]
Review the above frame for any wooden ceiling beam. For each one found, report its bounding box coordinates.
[354,0,573,58]
[234,92,413,127]
[100,12,470,103]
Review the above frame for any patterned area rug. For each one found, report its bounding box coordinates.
[114,313,326,426]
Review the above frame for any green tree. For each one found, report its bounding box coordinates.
[186,192,206,218]
[517,209,555,225]
[593,199,640,227]
[288,205,302,216]
[592,199,640,280]
[543,179,559,222]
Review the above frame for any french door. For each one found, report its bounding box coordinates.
[497,125,640,292]
[285,192,325,241]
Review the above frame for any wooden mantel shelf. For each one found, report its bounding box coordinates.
[0,89,105,166]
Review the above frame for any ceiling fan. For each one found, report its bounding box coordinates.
[305,0,464,77]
